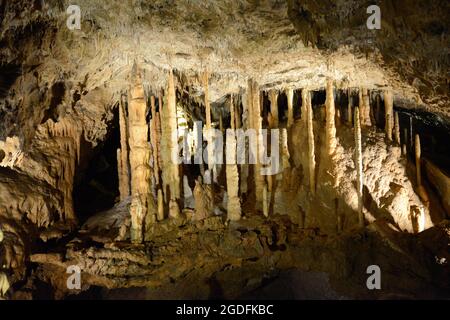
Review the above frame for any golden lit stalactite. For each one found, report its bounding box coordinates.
[203,71,216,185]
[415,134,422,187]
[325,78,337,156]
[347,88,352,125]
[303,89,315,194]
[47,118,81,224]
[128,66,153,243]
[354,107,364,228]
[359,87,371,126]
[268,89,278,128]
[286,88,294,127]
[394,112,401,145]
[118,94,131,200]
[384,90,393,141]
[226,96,241,221]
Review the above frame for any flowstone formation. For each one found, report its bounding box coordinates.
[0,0,449,300]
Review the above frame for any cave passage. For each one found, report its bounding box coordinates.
[73,107,120,223]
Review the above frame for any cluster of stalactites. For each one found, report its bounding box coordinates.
[46,118,82,222]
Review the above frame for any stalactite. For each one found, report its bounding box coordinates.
[303,89,315,194]
[118,95,131,200]
[415,134,422,187]
[128,66,152,242]
[354,107,364,228]
[409,115,413,153]
[359,87,371,126]
[157,188,164,221]
[325,78,337,155]
[375,94,381,126]
[286,88,294,127]
[347,88,352,125]
[384,90,393,141]
[269,89,278,128]
[394,112,401,145]
[47,118,81,223]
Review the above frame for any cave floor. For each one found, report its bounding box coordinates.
[22,209,450,300]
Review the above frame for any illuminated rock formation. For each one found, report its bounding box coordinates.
[384,90,394,141]
[117,95,131,200]
[160,70,181,219]
[128,67,152,242]
[354,107,364,227]
[325,78,337,155]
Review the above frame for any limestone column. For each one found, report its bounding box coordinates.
[118,95,130,200]
[354,107,364,228]
[384,90,393,141]
[226,96,241,221]
[303,89,315,194]
[160,70,181,218]
[128,67,152,243]
[250,80,265,208]
[325,78,337,155]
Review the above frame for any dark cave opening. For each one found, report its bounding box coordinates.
[73,106,120,223]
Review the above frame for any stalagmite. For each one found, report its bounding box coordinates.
[286,88,294,127]
[118,95,131,200]
[269,89,278,128]
[226,137,241,220]
[193,179,213,221]
[325,78,337,155]
[160,70,181,219]
[415,134,430,207]
[394,112,401,145]
[384,90,394,141]
[226,95,241,221]
[354,107,364,228]
[303,89,315,194]
[128,67,152,242]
